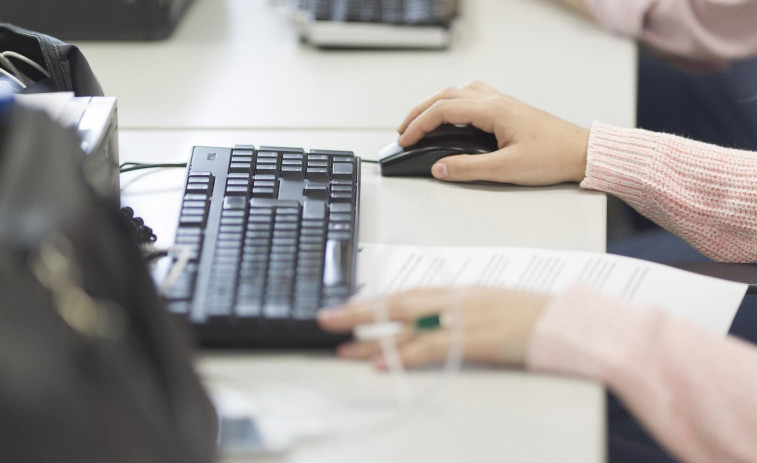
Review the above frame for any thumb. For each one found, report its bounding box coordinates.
[431,151,507,182]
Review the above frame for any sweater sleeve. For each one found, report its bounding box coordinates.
[580,122,757,262]
[527,285,757,463]
[584,0,757,63]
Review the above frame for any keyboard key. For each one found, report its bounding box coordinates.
[331,192,354,202]
[302,219,325,229]
[226,186,249,195]
[226,179,250,186]
[277,207,299,215]
[231,155,253,163]
[252,187,276,198]
[219,225,244,233]
[256,165,278,175]
[218,232,244,241]
[177,227,202,237]
[224,196,248,210]
[230,162,252,173]
[235,300,263,317]
[306,168,329,180]
[303,199,327,219]
[330,202,352,213]
[329,222,352,231]
[180,215,205,226]
[181,207,205,216]
[304,184,329,199]
[175,235,202,245]
[260,146,304,154]
[332,162,355,179]
[220,217,244,225]
[310,149,353,156]
[329,212,352,222]
[263,303,290,319]
[281,166,304,179]
[186,184,211,194]
[323,239,353,287]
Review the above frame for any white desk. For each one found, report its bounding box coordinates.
[120,129,606,463]
[77,0,636,131]
[120,129,606,252]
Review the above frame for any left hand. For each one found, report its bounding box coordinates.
[317,287,550,370]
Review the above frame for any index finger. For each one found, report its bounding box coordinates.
[397,87,475,135]
[398,98,499,147]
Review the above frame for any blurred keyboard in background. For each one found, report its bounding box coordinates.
[287,0,459,49]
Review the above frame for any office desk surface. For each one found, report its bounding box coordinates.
[120,129,605,463]
[78,0,636,131]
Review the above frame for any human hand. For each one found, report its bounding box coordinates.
[398,81,590,185]
[317,286,549,370]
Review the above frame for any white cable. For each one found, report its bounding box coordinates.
[0,67,25,88]
[2,51,50,78]
[375,297,413,407]
[0,52,22,80]
[159,245,191,296]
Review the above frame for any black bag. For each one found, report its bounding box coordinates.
[0,22,103,96]
[0,102,216,462]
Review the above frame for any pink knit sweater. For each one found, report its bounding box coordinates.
[585,0,757,63]
[526,123,757,463]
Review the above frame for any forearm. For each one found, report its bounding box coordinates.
[580,122,757,262]
[583,0,757,62]
[527,286,757,463]
[551,0,591,16]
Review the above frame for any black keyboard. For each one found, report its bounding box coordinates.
[295,0,458,26]
[165,145,360,347]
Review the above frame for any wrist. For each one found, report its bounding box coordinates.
[571,126,590,182]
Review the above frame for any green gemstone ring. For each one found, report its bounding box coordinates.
[414,313,449,332]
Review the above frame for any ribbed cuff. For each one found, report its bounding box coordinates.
[580,122,659,211]
[526,284,662,383]
[584,0,657,38]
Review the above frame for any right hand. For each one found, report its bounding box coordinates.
[397,81,590,185]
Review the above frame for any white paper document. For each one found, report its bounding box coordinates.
[357,243,747,335]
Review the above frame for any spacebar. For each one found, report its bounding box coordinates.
[323,239,352,288]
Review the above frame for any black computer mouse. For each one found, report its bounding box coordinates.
[378,124,499,177]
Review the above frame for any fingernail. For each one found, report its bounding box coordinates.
[373,355,388,370]
[432,162,448,179]
[397,133,408,146]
